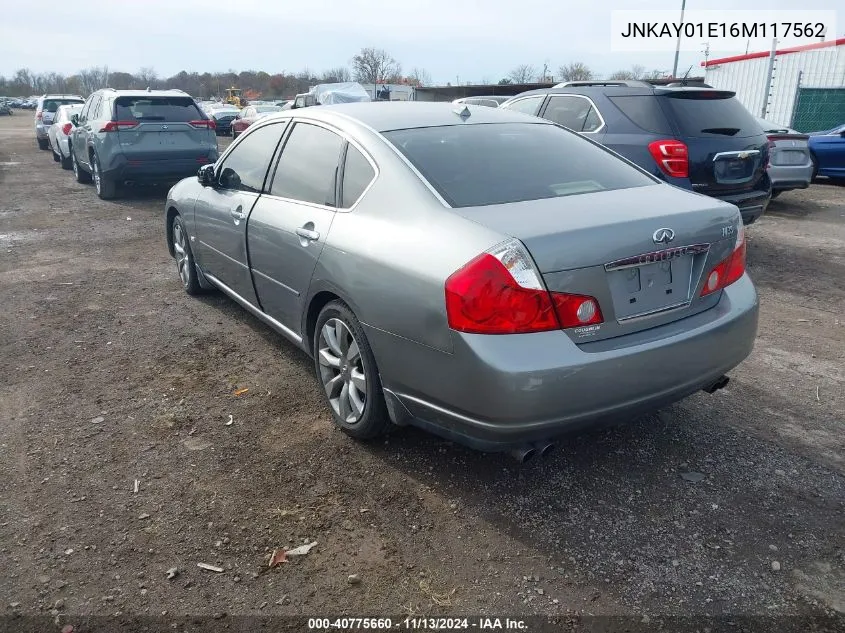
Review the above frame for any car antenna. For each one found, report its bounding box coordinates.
[679,65,693,86]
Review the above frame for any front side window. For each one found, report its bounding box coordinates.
[501,95,544,116]
[384,122,655,208]
[543,96,602,132]
[217,122,286,193]
[270,123,343,206]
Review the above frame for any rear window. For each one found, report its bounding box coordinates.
[660,92,763,138]
[43,98,83,113]
[114,96,204,122]
[383,123,655,208]
[608,96,673,134]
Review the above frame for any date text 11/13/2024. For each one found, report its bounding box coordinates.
[307,617,528,630]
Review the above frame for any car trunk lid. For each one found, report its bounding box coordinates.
[451,184,741,342]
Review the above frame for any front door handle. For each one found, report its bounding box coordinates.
[231,207,246,222]
[295,227,320,241]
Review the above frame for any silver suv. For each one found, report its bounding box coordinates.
[69,88,218,200]
[35,94,85,150]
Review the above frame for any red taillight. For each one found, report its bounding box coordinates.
[36,112,43,120]
[648,139,689,179]
[190,119,215,130]
[444,241,603,334]
[61,123,72,136]
[765,137,776,169]
[701,225,746,297]
[100,120,139,132]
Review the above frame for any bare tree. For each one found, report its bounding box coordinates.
[508,64,537,84]
[137,67,158,88]
[630,64,646,80]
[351,48,401,86]
[78,66,109,95]
[608,69,636,80]
[321,67,351,83]
[642,69,667,80]
[557,62,593,82]
[407,67,432,87]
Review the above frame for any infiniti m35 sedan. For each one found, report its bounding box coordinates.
[165,102,758,457]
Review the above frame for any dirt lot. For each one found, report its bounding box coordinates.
[1,112,844,632]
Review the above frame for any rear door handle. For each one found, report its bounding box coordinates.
[295,227,320,241]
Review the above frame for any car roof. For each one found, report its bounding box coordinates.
[506,84,734,100]
[98,89,190,98]
[274,101,555,132]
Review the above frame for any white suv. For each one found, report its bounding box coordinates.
[35,94,84,150]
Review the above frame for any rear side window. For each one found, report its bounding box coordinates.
[608,96,673,134]
[384,123,655,208]
[660,92,763,138]
[43,98,83,113]
[270,123,343,206]
[114,96,204,122]
[340,145,376,208]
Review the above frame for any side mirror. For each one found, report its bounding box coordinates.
[71,114,79,126]
[197,164,216,187]
[218,167,241,190]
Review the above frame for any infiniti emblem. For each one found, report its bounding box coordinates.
[652,228,675,244]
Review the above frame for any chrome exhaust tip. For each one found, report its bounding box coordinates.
[510,445,537,463]
[703,375,730,394]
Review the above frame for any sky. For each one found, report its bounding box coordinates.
[1,0,842,84]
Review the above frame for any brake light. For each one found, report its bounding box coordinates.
[765,138,776,169]
[36,112,43,120]
[190,119,215,130]
[444,240,603,334]
[648,139,689,178]
[100,120,139,132]
[62,123,72,136]
[701,225,746,297]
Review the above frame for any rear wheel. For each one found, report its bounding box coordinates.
[92,153,117,200]
[37,138,49,150]
[72,148,91,183]
[51,145,61,162]
[170,215,202,295]
[314,301,390,440]
[60,149,73,170]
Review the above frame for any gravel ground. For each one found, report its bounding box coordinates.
[1,112,844,632]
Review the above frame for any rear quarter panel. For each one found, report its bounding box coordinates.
[310,125,505,354]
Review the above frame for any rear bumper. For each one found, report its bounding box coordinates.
[713,189,771,225]
[101,155,216,184]
[368,274,759,451]
[769,163,813,190]
[35,123,50,139]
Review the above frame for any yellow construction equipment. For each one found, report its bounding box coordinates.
[223,87,244,108]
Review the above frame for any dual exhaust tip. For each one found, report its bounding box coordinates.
[510,441,555,464]
[508,375,730,463]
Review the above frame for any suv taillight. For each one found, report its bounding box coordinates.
[444,240,603,334]
[36,112,43,120]
[62,123,72,136]
[648,139,689,179]
[190,119,216,130]
[100,120,139,132]
[701,225,746,297]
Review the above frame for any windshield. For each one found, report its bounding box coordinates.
[383,122,655,208]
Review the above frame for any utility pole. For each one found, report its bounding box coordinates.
[672,0,687,78]
[761,37,778,117]
[542,61,550,83]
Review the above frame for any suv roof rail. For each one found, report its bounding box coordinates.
[553,80,652,88]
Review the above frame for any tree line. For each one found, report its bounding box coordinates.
[0,48,433,99]
[504,62,669,84]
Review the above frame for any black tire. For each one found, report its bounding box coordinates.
[52,146,61,162]
[37,138,49,150]
[170,214,203,296]
[60,150,73,170]
[313,301,390,440]
[770,189,781,199]
[71,147,91,183]
[92,153,117,200]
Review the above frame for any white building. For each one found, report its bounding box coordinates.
[703,38,845,131]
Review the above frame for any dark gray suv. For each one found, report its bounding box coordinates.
[69,89,218,199]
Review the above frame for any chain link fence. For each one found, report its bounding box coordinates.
[790,71,845,132]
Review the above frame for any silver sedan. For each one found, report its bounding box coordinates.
[165,103,758,459]
[47,104,83,170]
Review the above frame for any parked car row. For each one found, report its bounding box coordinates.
[162,101,758,456]
[35,89,218,200]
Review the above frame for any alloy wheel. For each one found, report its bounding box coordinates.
[172,222,190,287]
[93,157,101,194]
[318,318,367,424]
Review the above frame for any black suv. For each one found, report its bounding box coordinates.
[502,80,771,224]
